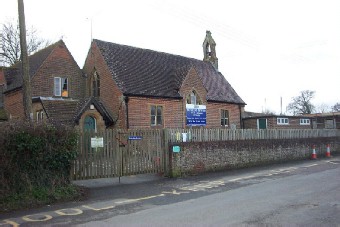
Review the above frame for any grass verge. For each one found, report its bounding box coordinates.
[0,184,89,213]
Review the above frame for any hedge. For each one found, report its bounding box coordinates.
[0,121,78,200]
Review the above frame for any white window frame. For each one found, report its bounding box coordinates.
[186,90,202,105]
[190,91,197,105]
[221,109,229,127]
[36,110,44,122]
[54,77,61,96]
[54,77,69,97]
[150,105,163,126]
[300,119,310,125]
[277,117,289,125]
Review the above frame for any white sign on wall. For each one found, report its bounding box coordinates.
[91,137,104,148]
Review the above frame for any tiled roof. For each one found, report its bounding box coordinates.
[4,40,63,92]
[243,111,269,118]
[0,108,8,121]
[94,39,245,104]
[41,98,80,125]
[40,97,114,126]
[3,68,20,91]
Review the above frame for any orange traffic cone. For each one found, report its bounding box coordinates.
[326,144,331,158]
[311,145,317,159]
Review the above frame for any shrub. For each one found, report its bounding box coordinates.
[0,121,78,200]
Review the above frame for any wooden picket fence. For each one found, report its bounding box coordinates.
[72,128,339,180]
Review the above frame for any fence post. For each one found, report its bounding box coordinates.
[163,128,170,177]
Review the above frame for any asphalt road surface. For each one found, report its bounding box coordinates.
[1,156,339,226]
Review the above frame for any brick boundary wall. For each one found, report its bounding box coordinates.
[169,137,340,177]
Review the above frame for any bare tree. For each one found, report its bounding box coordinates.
[287,90,315,115]
[0,20,50,66]
[332,102,340,112]
[315,103,331,113]
[262,109,276,115]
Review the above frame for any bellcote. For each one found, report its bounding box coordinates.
[202,30,218,70]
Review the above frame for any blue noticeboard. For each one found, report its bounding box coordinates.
[186,104,206,126]
[128,136,143,140]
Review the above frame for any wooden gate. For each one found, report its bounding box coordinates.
[71,129,165,180]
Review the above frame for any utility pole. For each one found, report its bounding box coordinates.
[18,0,32,121]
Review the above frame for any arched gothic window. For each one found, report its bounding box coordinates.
[84,116,96,131]
[92,71,100,97]
[186,90,202,105]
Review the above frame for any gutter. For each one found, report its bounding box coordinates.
[125,96,129,129]
[239,104,243,129]
[3,86,22,94]
[123,93,182,100]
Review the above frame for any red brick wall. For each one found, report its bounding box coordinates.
[4,90,24,119]
[31,41,85,99]
[127,96,183,128]
[207,102,241,128]
[83,42,125,129]
[179,67,207,105]
[127,97,242,129]
[179,67,241,128]
[4,42,84,121]
[126,67,242,129]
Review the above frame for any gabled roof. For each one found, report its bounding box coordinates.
[94,39,245,104]
[74,97,114,126]
[37,97,114,127]
[4,40,65,93]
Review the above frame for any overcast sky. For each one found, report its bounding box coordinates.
[2,0,340,114]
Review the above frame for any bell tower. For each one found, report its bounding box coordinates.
[203,30,218,70]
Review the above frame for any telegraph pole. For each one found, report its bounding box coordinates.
[18,0,32,121]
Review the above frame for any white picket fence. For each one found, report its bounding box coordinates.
[167,129,340,142]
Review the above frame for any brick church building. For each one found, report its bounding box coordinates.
[1,31,245,131]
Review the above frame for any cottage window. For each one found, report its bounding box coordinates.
[36,110,44,122]
[277,117,289,125]
[54,77,69,97]
[150,105,163,126]
[92,71,100,97]
[300,119,310,125]
[186,90,202,105]
[221,109,229,127]
[325,119,334,129]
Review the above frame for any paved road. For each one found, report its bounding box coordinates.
[1,157,339,226]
